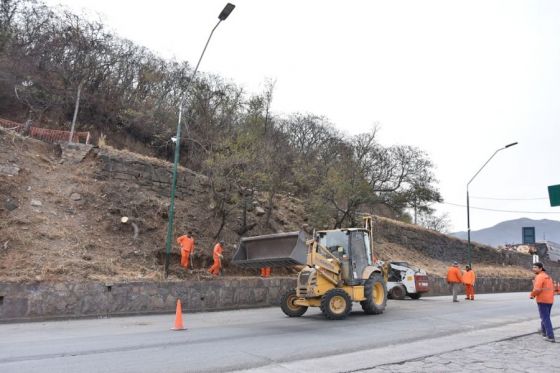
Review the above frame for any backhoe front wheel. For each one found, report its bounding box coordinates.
[361,273,387,314]
[320,288,352,320]
[280,290,308,317]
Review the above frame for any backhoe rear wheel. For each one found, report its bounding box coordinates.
[320,288,352,320]
[361,273,387,314]
[280,290,308,317]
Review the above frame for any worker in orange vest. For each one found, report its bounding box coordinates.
[260,267,271,278]
[463,265,476,300]
[530,262,555,342]
[208,240,224,276]
[446,261,463,303]
[177,231,195,270]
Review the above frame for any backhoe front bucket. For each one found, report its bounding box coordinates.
[232,231,308,268]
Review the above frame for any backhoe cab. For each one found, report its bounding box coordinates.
[233,216,387,320]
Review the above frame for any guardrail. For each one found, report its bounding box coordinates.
[0,118,90,144]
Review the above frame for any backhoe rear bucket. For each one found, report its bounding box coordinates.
[232,231,308,268]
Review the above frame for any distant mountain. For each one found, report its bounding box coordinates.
[451,218,560,247]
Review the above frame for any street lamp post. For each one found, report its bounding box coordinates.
[466,141,518,266]
[164,3,235,278]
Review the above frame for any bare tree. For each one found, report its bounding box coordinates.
[0,0,24,52]
[418,211,451,233]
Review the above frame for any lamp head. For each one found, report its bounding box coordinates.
[504,142,518,149]
[218,3,235,20]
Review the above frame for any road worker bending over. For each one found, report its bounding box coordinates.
[260,267,271,278]
[530,262,555,342]
[177,231,195,269]
[463,265,476,300]
[208,240,224,276]
[446,261,463,302]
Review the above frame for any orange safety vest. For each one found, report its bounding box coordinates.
[446,266,463,283]
[531,271,554,304]
[213,243,223,261]
[463,270,476,285]
[177,235,194,254]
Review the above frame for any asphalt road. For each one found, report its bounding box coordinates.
[0,292,554,372]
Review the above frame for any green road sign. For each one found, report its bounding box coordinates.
[549,184,560,207]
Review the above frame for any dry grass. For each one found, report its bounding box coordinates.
[97,133,107,147]
[0,127,535,283]
[377,242,532,279]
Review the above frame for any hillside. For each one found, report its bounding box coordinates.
[0,128,306,282]
[0,128,541,282]
[452,218,560,247]
[1,0,445,234]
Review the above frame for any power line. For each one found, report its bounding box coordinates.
[470,196,548,201]
[438,201,560,214]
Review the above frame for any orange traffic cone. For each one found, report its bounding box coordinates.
[171,299,186,331]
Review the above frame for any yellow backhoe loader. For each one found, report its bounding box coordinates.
[232,216,387,320]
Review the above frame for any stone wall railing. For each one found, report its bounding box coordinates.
[0,276,536,323]
[0,118,91,143]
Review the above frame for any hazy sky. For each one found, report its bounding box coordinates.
[44,0,560,233]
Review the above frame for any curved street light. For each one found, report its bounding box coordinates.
[466,142,518,266]
[164,3,236,278]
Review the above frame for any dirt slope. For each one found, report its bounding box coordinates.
[375,242,529,278]
[0,128,533,282]
[0,128,305,282]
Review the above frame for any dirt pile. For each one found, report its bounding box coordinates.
[0,128,535,283]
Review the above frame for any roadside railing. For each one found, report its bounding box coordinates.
[0,118,91,144]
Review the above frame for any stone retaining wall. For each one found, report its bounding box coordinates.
[372,217,560,279]
[95,149,208,199]
[0,276,535,323]
[60,143,93,164]
[0,278,297,322]
[373,217,526,266]
[426,276,532,297]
